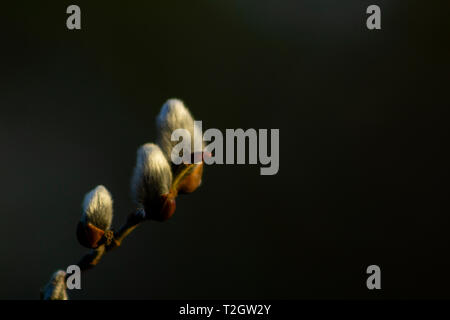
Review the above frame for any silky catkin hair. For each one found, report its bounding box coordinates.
[81,185,113,231]
[156,99,203,162]
[130,143,173,208]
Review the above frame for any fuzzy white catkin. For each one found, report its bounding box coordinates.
[156,99,204,162]
[130,143,173,208]
[81,185,113,231]
[42,270,68,300]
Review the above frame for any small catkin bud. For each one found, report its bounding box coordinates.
[77,185,113,248]
[156,99,204,193]
[130,143,175,221]
[156,98,204,163]
[41,270,68,300]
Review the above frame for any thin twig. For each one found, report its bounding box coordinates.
[74,211,145,274]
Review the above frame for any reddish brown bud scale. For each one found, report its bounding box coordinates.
[177,162,203,194]
[145,193,177,222]
[160,193,177,221]
[76,221,105,249]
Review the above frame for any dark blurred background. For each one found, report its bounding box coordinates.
[0,0,449,299]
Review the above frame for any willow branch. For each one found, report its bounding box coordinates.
[42,100,205,300]
[74,164,197,273]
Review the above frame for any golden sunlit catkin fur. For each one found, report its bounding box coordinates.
[130,143,173,210]
[41,270,68,300]
[156,99,204,163]
[81,185,113,231]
